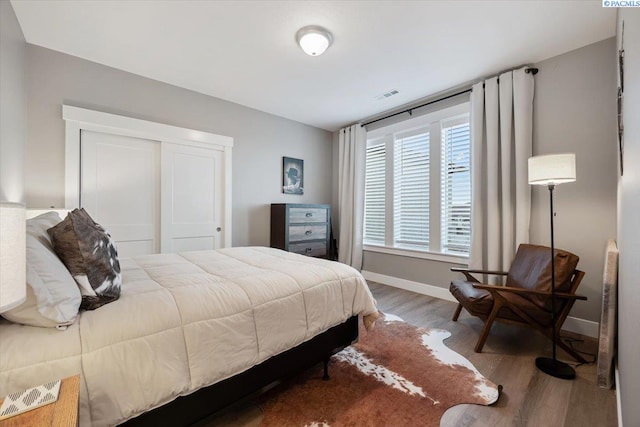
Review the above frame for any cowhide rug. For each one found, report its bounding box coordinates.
[258,313,500,427]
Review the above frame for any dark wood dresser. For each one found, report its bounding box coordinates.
[270,203,331,258]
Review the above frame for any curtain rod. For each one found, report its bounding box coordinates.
[360,67,538,128]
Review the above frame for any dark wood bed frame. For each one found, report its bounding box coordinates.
[122,315,359,426]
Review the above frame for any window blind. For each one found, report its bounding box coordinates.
[364,142,386,244]
[363,104,470,258]
[394,132,430,248]
[441,122,471,255]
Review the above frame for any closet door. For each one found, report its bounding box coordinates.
[81,130,160,257]
[161,143,224,252]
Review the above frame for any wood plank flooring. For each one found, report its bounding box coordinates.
[369,282,618,427]
[201,282,618,427]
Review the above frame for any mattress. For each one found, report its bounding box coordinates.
[0,247,378,426]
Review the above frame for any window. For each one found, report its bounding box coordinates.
[441,119,471,255]
[363,103,471,258]
[394,130,430,249]
[364,140,386,244]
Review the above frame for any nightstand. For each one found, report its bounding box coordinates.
[0,375,80,427]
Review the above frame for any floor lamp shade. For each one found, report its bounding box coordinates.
[0,202,26,313]
[528,153,576,186]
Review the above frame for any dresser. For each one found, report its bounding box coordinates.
[270,204,331,258]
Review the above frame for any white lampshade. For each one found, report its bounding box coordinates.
[528,153,576,186]
[0,202,26,312]
[296,26,333,56]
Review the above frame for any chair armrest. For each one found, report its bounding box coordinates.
[451,268,508,283]
[472,283,587,301]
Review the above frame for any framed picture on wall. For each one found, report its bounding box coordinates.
[283,157,304,195]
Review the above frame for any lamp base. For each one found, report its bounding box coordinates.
[535,357,576,380]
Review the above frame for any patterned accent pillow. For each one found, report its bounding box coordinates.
[48,208,121,310]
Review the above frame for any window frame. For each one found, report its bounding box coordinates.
[363,102,470,263]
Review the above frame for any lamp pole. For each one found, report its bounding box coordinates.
[534,183,575,379]
[549,184,557,364]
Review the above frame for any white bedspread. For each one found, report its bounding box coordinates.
[0,247,378,426]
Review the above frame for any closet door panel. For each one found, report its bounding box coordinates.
[81,130,160,257]
[161,143,224,253]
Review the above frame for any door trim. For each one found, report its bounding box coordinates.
[63,105,233,248]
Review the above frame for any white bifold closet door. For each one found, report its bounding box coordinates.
[81,130,160,257]
[80,130,224,257]
[160,143,223,252]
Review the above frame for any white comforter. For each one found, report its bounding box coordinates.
[0,247,378,426]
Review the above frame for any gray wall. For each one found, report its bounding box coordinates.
[0,1,26,204]
[530,37,617,323]
[354,38,617,324]
[25,45,333,247]
[363,251,465,285]
[617,9,640,427]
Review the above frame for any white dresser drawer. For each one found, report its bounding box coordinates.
[289,225,327,242]
[289,241,327,257]
[289,207,328,223]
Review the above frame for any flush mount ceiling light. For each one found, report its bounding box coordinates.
[296,26,333,56]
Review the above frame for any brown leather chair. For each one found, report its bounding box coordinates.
[450,244,587,362]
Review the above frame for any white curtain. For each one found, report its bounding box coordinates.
[469,67,534,278]
[338,124,366,269]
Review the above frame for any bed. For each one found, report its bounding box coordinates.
[0,221,378,426]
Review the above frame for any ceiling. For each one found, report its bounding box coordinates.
[11,1,616,132]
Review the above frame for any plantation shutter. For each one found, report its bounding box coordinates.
[364,141,386,244]
[441,121,471,255]
[394,132,430,248]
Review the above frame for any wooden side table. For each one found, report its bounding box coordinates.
[0,375,80,427]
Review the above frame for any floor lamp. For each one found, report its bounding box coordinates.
[528,153,577,380]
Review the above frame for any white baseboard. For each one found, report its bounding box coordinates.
[616,362,623,427]
[361,270,600,338]
[562,316,599,339]
[361,270,457,303]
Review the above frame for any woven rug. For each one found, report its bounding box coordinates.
[258,313,500,427]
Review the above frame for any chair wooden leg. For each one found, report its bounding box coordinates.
[475,302,502,353]
[452,303,463,321]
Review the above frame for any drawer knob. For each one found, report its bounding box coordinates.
[305,212,313,217]
[305,230,312,235]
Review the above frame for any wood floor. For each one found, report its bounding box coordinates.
[201,282,618,427]
[368,282,617,427]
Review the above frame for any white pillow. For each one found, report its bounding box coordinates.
[26,211,65,252]
[2,213,81,328]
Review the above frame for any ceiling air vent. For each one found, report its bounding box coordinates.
[375,89,399,101]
